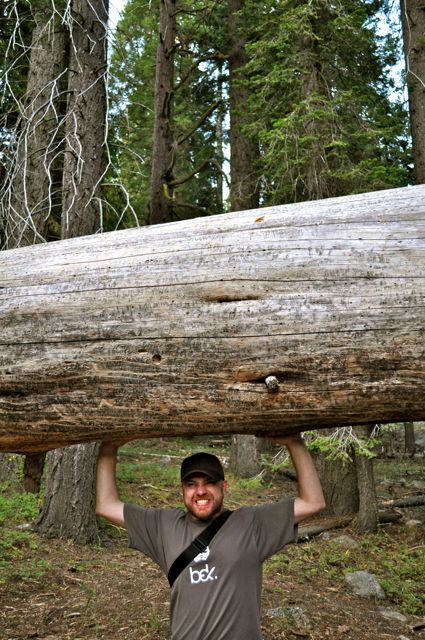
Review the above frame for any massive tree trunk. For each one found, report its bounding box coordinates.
[61,0,108,238]
[1,186,424,453]
[314,458,359,516]
[35,442,100,542]
[401,0,425,184]
[148,0,176,225]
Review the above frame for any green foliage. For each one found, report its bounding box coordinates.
[243,0,411,204]
[0,488,39,525]
[379,544,425,615]
[232,476,263,491]
[266,532,425,615]
[305,429,379,462]
[0,487,48,583]
[106,0,411,221]
[106,0,227,226]
[106,1,159,225]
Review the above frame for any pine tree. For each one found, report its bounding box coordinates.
[243,0,411,204]
[107,0,227,224]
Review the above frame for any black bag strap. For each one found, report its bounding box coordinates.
[167,509,232,588]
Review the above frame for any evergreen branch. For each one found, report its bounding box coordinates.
[177,100,221,146]
[169,157,213,187]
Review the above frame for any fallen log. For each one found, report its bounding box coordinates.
[381,495,425,509]
[1,185,425,453]
[297,510,403,540]
[298,515,354,539]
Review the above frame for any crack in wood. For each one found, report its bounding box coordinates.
[204,295,261,303]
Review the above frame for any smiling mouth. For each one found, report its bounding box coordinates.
[196,499,210,506]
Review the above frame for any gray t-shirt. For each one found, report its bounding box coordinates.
[124,499,297,640]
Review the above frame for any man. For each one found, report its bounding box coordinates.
[96,434,325,639]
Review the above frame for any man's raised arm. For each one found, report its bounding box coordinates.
[95,442,126,528]
[272,434,325,523]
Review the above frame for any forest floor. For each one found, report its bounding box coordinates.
[1,435,424,640]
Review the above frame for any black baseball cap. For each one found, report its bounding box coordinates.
[180,452,225,482]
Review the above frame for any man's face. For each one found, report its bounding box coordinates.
[182,474,228,522]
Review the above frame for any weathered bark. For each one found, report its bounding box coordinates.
[401,0,425,184]
[148,0,176,225]
[61,0,108,238]
[35,442,100,543]
[404,421,416,456]
[229,434,260,477]
[354,426,378,533]
[315,451,359,517]
[297,510,403,541]
[1,185,425,453]
[297,515,354,540]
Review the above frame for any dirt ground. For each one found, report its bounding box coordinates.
[1,524,424,640]
[1,438,424,640]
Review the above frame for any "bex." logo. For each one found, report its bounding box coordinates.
[189,563,218,584]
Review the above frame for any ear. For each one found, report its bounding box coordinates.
[222,479,229,494]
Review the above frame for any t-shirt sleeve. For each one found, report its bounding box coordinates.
[252,498,298,561]
[123,503,168,572]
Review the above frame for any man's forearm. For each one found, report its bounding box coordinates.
[96,443,125,527]
[273,434,325,522]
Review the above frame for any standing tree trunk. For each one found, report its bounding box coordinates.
[355,426,378,533]
[314,431,359,517]
[404,422,416,457]
[228,0,261,476]
[216,63,225,213]
[229,435,260,478]
[36,0,109,544]
[148,0,176,225]
[401,0,425,184]
[35,443,99,542]
[61,0,108,238]
[298,3,330,200]
[228,0,259,211]
[5,7,67,248]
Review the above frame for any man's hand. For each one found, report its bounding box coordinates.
[101,438,132,449]
[269,433,304,447]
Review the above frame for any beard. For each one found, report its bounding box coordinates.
[184,487,225,522]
